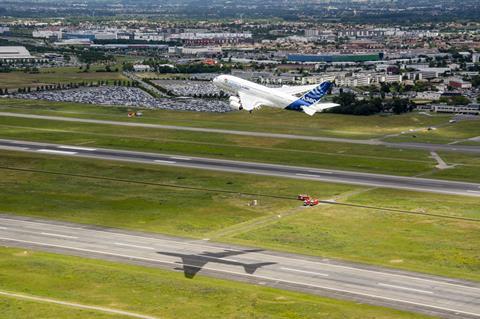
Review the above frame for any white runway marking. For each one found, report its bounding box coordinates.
[40,232,78,239]
[170,156,192,161]
[114,242,156,250]
[378,283,434,294]
[3,218,480,293]
[467,190,480,194]
[0,226,6,230]
[154,160,177,164]
[37,149,77,155]
[58,145,97,151]
[0,237,478,318]
[281,267,329,277]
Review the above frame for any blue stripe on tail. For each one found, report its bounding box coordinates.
[286,81,332,111]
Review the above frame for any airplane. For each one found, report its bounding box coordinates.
[213,74,339,116]
[159,249,276,278]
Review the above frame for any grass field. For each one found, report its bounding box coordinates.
[0,150,358,237]
[0,67,126,90]
[0,115,439,177]
[384,119,480,144]
[0,150,479,282]
[0,298,124,319]
[229,197,480,282]
[0,98,453,139]
[0,247,432,319]
[416,151,480,183]
[3,110,480,182]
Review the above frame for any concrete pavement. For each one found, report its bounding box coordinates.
[0,215,479,319]
[1,111,480,154]
[1,138,480,197]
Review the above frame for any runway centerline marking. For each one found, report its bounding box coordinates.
[378,283,434,294]
[170,156,192,161]
[114,242,156,250]
[37,149,77,155]
[281,267,329,277]
[58,145,97,151]
[2,217,480,293]
[154,160,177,164]
[0,236,478,318]
[40,232,78,239]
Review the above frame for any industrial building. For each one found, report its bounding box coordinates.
[287,53,382,63]
[0,46,34,61]
[426,104,480,115]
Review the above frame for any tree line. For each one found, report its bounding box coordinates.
[0,80,139,96]
[329,93,413,115]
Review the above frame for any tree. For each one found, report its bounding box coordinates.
[471,75,480,88]
[391,99,409,114]
[439,96,470,105]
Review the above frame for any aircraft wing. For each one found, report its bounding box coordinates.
[302,102,340,116]
[238,91,266,111]
[205,249,262,259]
[180,256,208,278]
[273,84,319,96]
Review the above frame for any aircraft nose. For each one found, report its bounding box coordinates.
[213,75,223,86]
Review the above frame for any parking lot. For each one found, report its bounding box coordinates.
[16,86,231,112]
[152,80,222,97]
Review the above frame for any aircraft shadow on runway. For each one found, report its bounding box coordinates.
[158,249,276,278]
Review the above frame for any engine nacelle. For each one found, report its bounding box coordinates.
[229,100,243,110]
[229,96,240,103]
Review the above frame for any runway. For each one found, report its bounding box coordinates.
[0,215,479,318]
[1,138,480,197]
[1,111,479,154]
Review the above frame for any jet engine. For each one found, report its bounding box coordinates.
[229,96,243,110]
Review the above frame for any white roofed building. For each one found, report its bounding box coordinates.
[0,46,34,61]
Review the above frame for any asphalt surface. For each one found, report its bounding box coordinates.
[0,215,479,319]
[1,138,480,197]
[1,111,479,154]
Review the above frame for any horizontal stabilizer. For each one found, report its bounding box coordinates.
[302,106,317,116]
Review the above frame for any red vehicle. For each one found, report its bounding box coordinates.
[297,194,310,201]
[304,198,320,206]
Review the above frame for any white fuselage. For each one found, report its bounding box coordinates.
[213,75,297,109]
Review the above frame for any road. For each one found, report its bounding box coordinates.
[1,111,479,154]
[0,215,479,319]
[1,138,480,197]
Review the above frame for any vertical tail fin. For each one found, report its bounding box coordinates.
[300,81,333,105]
[286,81,333,111]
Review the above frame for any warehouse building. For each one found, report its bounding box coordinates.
[0,46,34,61]
[287,53,383,63]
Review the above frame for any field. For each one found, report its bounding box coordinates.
[384,119,480,144]
[0,67,126,90]
[0,98,453,139]
[229,195,480,282]
[2,104,480,182]
[0,247,432,319]
[410,151,480,183]
[0,115,438,177]
[1,299,123,319]
[0,150,479,282]
[0,150,357,237]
